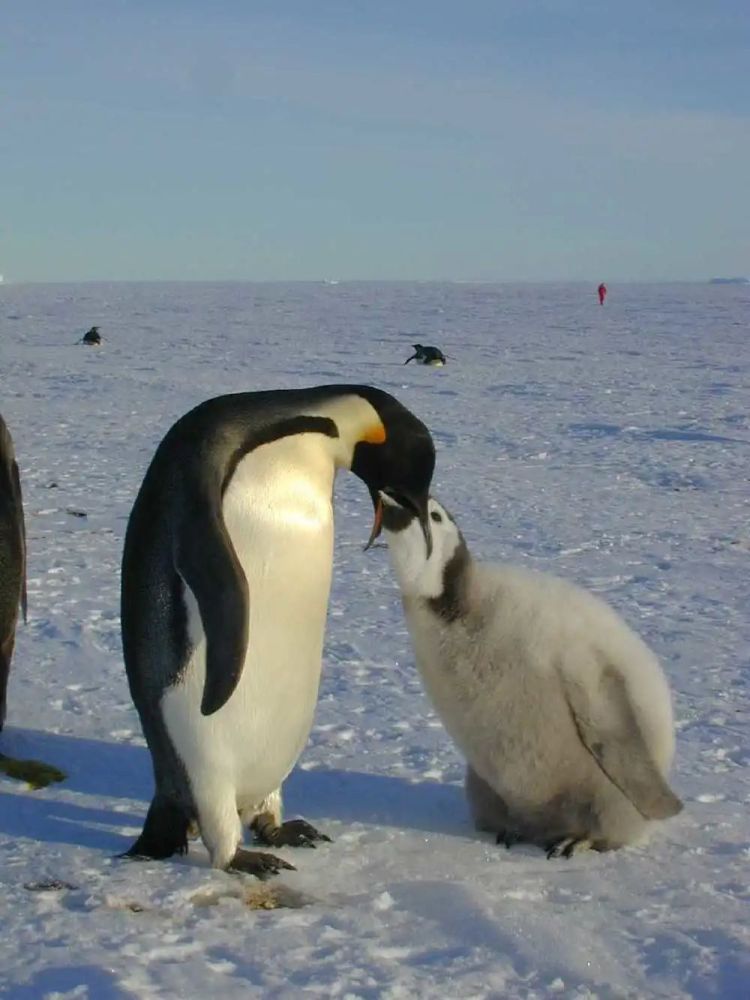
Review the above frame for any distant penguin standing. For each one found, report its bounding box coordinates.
[81,326,102,345]
[0,414,27,731]
[381,494,682,857]
[404,345,447,366]
[122,385,435,877]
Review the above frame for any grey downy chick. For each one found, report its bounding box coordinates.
[380,493,682,858]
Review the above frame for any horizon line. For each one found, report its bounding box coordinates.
[2,276,740,287]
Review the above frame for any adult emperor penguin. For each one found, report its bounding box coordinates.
[0,413,27,731]
[122,385,434,877]
[404,345,447,366]
[381,494,682,858]
[81,326,102,346]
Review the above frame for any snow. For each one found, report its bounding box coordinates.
[0,280,748,999]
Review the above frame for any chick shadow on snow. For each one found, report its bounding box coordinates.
[0,728,470,856]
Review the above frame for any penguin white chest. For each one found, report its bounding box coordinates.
[162,435,336,804]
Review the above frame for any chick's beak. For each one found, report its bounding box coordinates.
[415,495,433,557]
[363,489,432,556]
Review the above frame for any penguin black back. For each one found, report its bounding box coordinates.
[0,414,27,730]
[121,384,435,874]
[82,326,101,345]
[404,344,447,366]
[122,384,435,715]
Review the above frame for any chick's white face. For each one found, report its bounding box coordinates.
[381,494,461,597]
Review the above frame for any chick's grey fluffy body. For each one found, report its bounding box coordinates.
[383,497,682,854]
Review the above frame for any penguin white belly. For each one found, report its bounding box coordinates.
[161,436,335,809]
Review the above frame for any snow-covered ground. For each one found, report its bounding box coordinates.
[0,281,748,999]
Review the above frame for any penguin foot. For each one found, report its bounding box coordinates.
[252,815,332,849]
[228,849,296,880]
[0,754,66,789]
[123,797,190,860]
[545,836,593,859]
[495,829,524,850]
[123,840,189,861]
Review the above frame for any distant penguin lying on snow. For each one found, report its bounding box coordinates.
[81,326,101,345]
[381,494,682,858]
[122,385,435,878]
[404,344,447,366]
[0,413,27,731]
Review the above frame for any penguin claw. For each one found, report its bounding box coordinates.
[254,819,332,849]
[228,849,296,880]
[545,836,593,859]
[495,830,523,850]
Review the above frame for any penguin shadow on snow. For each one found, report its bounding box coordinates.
[0,728,471,853]
[4,965,131,1000]
[0,728,149,854]
[640,926,750,1000]
[380,880,583,987]
[0,727,149,799]
[285,767,469,839]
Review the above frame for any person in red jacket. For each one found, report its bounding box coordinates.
[598,283,607,305]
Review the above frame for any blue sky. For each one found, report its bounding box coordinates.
[2,1,748,281]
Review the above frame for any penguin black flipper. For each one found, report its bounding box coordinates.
[175,503,249,717]
[560,662,683,820]
[11,460,27,622]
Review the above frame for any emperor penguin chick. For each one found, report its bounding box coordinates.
[381,494,682,858]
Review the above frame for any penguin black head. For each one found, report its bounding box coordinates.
[404,344,426,365]
[347,387,435,555]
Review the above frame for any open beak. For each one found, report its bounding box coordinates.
[364,494,384,550]
[363,489,432,556]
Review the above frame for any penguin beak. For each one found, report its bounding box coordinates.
[415,494,433,558]
[364,489,432,556]
[364,493,384,550]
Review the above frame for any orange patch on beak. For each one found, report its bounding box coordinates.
[364,496,384,550]
[362,422,386,445]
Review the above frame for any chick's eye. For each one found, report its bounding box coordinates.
[430,510,443,523]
